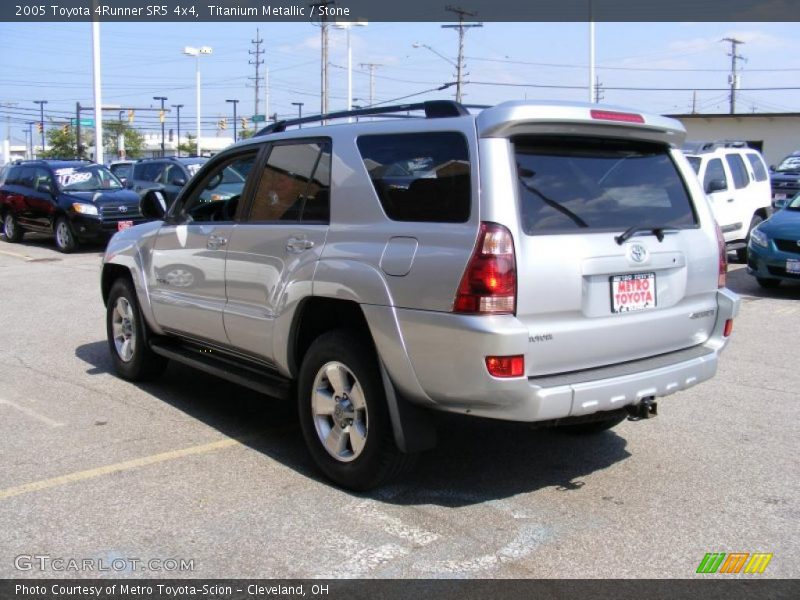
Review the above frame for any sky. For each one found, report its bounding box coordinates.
[1,20,798,146]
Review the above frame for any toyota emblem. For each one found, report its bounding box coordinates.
[629,243,648,263]
[118,205,128,213]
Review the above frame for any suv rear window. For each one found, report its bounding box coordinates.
[514,137,697,234]
[746,153,768,182]
[356,132,470,223]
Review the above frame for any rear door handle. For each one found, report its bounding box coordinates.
[207,234,228,250]
[286,236,314,253]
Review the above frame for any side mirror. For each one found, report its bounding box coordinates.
[769,165,776,172]
[140,190,167,220]
[117,177,128,186]
[705,178,727,194]
[172,177,187,187]
[37,182,54,195]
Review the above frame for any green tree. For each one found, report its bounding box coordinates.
[103,121,146,159]
[40,125,82,159]
[177,133,197,156]
[238,128,254,140]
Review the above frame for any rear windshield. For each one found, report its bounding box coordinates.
[514,137,697,234]
[356,132,470,223]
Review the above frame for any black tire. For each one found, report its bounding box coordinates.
[3,213,23,243]
[54,216,78,253]
[756,277,781,289]
[297,329,414,491]
[558,414,627,435]
[736,215,764,263]
[106,278,168,381]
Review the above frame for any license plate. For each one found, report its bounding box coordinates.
[773,193,787,200]
[787,259,800,274]
[117,220,133,232]
[611,272,656,313]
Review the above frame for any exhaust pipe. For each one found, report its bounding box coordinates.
[626,396,658,421]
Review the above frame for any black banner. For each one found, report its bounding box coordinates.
[1,579,799,600]
[3,0,800,22]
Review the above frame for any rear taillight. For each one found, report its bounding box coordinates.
[454,222,517,314]
[715,224,727,288]
[590,109,645,124]
[723,319,734,337]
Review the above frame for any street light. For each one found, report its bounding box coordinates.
[333,21,368,120]
[412,42,457,67]
[291,102,304,127]
[33,100,47,154]
[226,99,239,142]
[172,104,184,156]
[153,96,167,156]
[183,45,213,156]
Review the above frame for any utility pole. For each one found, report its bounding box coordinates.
[691,91,697,114]
[722,37,745,115]
[34,100,47,153]
[442,5,482,103]
[311,1,334,115]
[75,102,82,159]
[226,99,239,141]
[292,102,304,128]
[249,28,265,119]
[153,96,167,156]
[172,104,184,156]
[27,122,35,159]
[593,77,604,103]
[359,63,382,105]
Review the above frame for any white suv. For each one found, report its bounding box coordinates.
[683,141,772,261]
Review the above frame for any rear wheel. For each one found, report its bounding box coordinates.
[736,215,764,263]
[756,277,781,289]
[54,217,77,253]
[3,213,23,243]
[558,414,627,435]
[297,329,413,490]
[106,278,168,381]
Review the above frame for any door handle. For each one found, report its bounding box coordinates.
[727,198,735,203]
[207,234,228,250]
[286,236,314,253]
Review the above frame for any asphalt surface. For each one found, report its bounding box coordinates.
[0,234,798,579]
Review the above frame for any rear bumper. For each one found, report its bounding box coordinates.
[385,287,740,423]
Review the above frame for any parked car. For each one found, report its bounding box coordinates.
[746,191,800,288]
[0,160,145,252]
[125,157,208,207]
[101,100,740,490]
[768,151,800,208]
[108,160,136,185]
[683,141,772,262]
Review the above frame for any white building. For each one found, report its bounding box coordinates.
[669,112,800,166]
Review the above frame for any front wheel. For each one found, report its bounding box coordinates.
[54,217,77,253]
[3,213,23,243]
[106,278,168,381]
[297,330,413,490]
[756,277,781,289]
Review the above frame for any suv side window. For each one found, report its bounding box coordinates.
[5,166,22,186]
[175,151,259,223]
[746,153,768,182]
[247,140,331,223]
[725,154,749,189]
[32,167,53,192]
[17,167,35,189]
[704,158,728,192]
[356,132,471,223]
[134,162,164,182]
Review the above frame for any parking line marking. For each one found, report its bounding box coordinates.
[0,438,240,501]
[0,249,34,261]
[0,398,64,428]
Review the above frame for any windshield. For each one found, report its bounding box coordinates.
[774,155,800,173]
[56,165,122,192]
[787,193,800,210]
[686,156,701,173]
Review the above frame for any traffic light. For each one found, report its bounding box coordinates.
[127,109,135,124]
[218,118,227,130]
[240,117,248,129]
[62,124,69,134]
[159,110,165,123]
[36,122,43,133]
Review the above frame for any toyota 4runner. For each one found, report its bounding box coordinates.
[101,100,740,490]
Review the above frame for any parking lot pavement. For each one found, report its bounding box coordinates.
[0,239,797,579]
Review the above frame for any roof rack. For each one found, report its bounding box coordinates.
[255,100,471,136]
[683,140,750,153]
[12,158,93,165]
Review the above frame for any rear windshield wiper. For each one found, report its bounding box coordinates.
[518,176,588,228]
[615,225,678,245]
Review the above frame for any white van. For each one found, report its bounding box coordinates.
[683,141,772,261]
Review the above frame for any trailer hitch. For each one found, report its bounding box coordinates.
[627,397,658,421]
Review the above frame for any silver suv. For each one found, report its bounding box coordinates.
[101,100,740,490]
